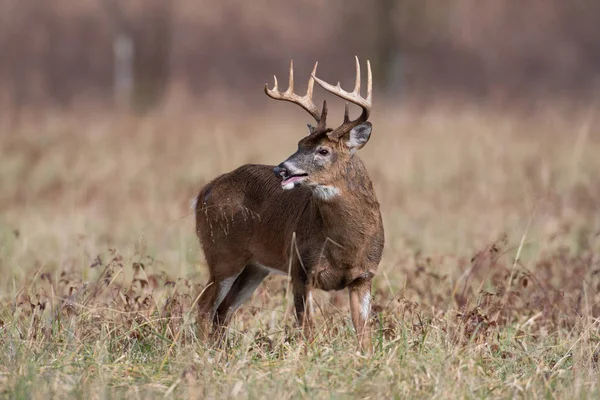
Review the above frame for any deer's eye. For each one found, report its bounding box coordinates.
[317,149,329,156]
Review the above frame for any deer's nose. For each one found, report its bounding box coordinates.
[273,164,288,179]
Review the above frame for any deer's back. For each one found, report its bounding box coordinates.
[195,164,312,269]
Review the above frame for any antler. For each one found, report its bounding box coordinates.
[312,56,372,139]
[265,61,327,129]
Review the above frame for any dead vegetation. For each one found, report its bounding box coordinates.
[1,102,600,397]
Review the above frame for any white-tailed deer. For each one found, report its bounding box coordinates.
[194,57,384,351]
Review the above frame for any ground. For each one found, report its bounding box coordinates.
[1,102,599,398]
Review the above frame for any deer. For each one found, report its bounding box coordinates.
[194,57,384,351]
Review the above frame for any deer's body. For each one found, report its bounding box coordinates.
[195,58,383,350]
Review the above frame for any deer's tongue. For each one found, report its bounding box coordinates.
[282,175,305,186]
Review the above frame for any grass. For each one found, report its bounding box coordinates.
[1,101,600,398]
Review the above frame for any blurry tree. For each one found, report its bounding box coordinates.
[99,0,133,109]
[339,0,394,93]
[372,0,397,93]
[341,0,452,96]
[1,0,600,107]
[100,0,172,112]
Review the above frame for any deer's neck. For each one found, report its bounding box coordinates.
[311,157,380,243]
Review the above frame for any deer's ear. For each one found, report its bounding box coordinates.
[344,122,372,153]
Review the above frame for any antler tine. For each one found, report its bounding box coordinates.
[343,102,350,123]
[311,56,373,139]
[353,55,361,95]
[265,61,322,123]
[317,100,328,131]
[367,60,372,103]
[286,60,294,94]
[306,62,317,100]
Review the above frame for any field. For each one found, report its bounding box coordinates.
[1,101,600,398]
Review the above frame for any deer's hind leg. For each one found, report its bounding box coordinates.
[196,257,248,342]
[214,262,269,327]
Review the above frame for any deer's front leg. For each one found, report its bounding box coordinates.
[348,277,372,353]
[292,272,314,340]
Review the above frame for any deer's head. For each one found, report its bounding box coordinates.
[266,57,373,198]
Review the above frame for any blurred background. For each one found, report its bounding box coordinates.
[3,3,600,395]
[1,0,600,291]
[3,0,600,110]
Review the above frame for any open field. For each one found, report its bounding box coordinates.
[1,102,600,398]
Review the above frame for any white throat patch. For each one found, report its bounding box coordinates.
[313,185,340,201]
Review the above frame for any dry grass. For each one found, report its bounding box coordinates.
[1,102,600,398]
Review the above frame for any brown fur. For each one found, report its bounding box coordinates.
[195,58,383,351]
[195,150,383,350]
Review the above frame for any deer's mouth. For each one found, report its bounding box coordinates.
[281,173,308,189]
